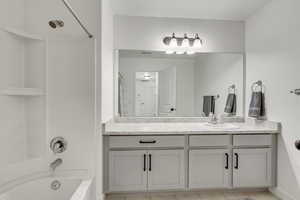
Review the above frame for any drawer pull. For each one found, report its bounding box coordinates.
[225,153,229,169]
[149,154,152,171]
[139,140,156,144]
[234,153,239,169]
[143,154,146,171]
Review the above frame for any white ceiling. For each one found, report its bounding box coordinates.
[111,0,272,21]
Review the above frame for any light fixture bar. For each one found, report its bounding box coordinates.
[163,33,202,46]
[163,33,203,55]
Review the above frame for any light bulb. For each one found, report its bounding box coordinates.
[182,34,189,48]
[176,51,184,55]
[169,33,177,48]
[193,34,203,48]
[165,50,174,54]
[187,51,195,55]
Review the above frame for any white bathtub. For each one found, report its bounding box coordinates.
[0,177,92,200]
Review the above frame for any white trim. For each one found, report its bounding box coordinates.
[1,88,44,96]
[1,27,45,41]
[71,179,93,200]
[269,187,297,200]
[97,193,105,200]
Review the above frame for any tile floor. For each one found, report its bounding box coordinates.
[106,191,280,200]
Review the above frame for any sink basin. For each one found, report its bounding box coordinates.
[203,123,240,130]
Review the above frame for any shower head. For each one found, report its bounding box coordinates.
[49,20,64,29]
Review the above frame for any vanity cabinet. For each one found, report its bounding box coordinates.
[233,148,272,187]
[109,150,147,191]
[108,136,185,192]
[109,150,185,191]
[189,149,231,188]
[148,150,185,190]
[105,133,276,193]
[188,134,274,189]
[232,134,273,188]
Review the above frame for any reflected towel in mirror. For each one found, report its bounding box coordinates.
[203,96,215,117]
[224,93,236,115]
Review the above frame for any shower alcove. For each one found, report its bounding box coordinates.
[0,27,47,166]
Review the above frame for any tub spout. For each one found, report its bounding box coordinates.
[50,158,63,171]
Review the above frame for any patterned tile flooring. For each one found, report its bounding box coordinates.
[106,190,280,200]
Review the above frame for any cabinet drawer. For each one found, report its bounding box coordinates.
[109,136,185,148]
[189,135,230,147]
[233,135,272,146]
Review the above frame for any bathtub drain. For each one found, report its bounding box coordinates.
[51,180,61,190]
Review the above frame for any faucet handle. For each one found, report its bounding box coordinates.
[50,137,67,154]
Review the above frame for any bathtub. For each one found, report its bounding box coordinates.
[0,177,92,200]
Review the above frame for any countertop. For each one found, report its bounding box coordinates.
[104,120,280,135]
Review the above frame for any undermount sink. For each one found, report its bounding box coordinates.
[203,123,240,130]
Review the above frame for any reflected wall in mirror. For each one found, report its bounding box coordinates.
[116,50,244,118]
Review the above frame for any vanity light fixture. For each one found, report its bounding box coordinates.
[186,51,195,55]
[182,33,190,48]
[169,33,177,48]
[193,33,203,48]
[176,51,185,55]
[163,33,203,55]
[166,50,175,55]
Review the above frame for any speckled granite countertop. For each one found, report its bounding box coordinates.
[104,119,280,135]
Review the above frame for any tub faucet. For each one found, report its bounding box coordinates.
[50,158,63,171]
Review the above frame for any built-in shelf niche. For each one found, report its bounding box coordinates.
[0,27,47,166]
[1,88,44,96]
[2,27,45,41]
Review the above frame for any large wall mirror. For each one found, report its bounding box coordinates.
[115,50,244,118]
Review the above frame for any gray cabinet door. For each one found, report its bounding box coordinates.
[148,150,185,190]
[109,150,147,191]
[233,148,272,188]
[189,149,231,189]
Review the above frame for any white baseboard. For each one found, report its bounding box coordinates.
[97,193,105,200]
[269,188,297,200]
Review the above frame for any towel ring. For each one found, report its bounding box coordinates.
[214,94,220,100]
[251,80,264,92]
[228,84,236,94]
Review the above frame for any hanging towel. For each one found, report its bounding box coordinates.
[224,93,236,115]
[248,91,265,118]
[203,96,215,117]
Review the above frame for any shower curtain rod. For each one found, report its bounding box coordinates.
[61,0,93,38]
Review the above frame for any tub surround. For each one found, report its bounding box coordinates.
[0,170,92,200]
[0,169,91,195]
[104,119,280,135]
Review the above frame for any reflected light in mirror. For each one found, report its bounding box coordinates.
[187,51,195,55]
[176,51,184,55]
[166,50,174,54]
[143,72,152,80]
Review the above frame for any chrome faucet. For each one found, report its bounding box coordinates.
[209,113,218,124]
[50,158,63,171]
